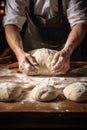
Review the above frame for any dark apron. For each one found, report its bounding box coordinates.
[22,0,71,52]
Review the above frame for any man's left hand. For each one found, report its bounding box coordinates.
[50,48,71,75]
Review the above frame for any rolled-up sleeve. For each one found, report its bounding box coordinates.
[3,0,27,30]
[67,0,87,28]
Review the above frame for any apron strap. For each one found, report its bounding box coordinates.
[58,0,63,21]
[29,0,34,17]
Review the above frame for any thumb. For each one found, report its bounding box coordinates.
[27,54,38,66]
[51,52,60,66]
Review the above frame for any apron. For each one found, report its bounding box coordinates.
[22,0,71,52]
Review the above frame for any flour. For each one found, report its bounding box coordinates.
[0,68,14,76]
[0,59,87,103]
[16,91,37,103]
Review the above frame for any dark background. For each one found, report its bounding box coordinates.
[0,0,8,51]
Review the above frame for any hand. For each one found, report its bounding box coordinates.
[18,52,38,75]
[50,48,71,75]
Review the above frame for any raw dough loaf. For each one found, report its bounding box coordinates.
[0,82,23,102]
[29,48,57,75]
[63,82,87,102]
[29,83,59,101]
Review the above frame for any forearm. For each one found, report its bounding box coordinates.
[5,24,24,59]
[64,23,87,55]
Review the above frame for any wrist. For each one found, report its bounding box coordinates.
[15,48,25,60]
[63,46,73,57]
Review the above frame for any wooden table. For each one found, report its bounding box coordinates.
[0,62,87,128]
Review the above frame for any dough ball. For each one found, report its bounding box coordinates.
[29,48,57,75]
[0,82,23,102]
[29,83,59,101]
[63,82,87,102]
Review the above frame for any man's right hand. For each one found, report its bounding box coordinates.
[18,52,38,75]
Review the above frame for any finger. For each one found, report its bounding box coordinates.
[19,60,32,71]
[52,67,66,76]
[51,65,65,75]
[51,61,70,75]
[22,62,30,69]
[19,64,29,74]
[51,56,63,71]
[61,63,70,74]
[23,62,38,72]
[58,67,68,75]
[22,55,39,72]
[27,54,38,66]
[51,52,60,66]
[19,63,38,75]
[54,65,70,75]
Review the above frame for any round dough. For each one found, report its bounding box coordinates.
[0,82,23,102]
[63,82,87,102]
[29,83,59,101]
[29,48,57,75]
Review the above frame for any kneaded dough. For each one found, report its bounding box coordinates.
[0,82,23,102]
[29,48,57,75]
[29,83,59,101]
[63,82,87,102]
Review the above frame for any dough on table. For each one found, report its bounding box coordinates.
[63,82,87,102]
[0,82,23,102]
[29,83,59,102]
[29,48,57,75]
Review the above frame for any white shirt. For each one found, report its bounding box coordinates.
[3,0,87,30]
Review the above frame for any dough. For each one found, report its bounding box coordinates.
[29,48,57,75]
[63,82,87,102]
[29,83,59,101]
[0,82,23,102]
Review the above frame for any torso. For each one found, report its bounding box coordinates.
[23,0,70,51]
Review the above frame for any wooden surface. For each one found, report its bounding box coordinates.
[0,62,87,128]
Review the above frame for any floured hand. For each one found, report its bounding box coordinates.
[18,52,38,75]
[51,48,71,75]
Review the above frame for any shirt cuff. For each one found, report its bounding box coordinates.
[3,15,26,30]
